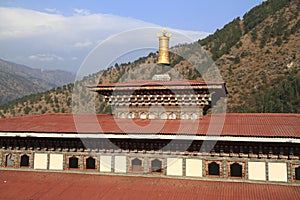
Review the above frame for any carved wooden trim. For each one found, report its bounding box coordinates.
[148,157,165,174]
[204,160,223,177]
[226,161,246,179]
[128,157,144,173]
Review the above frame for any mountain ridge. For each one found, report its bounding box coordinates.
[0,58,75,104]
[0,0,299,118]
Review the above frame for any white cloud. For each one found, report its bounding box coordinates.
[0,7,65,39]
[45,8,61,14]
[73,40,93,48]
[0,7,209,73]
[73,8,91,16]
[29,54,63,61]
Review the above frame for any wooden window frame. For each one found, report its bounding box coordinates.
[149,158,165,174]
[5,153,15,168]
[84,156,98,171]
[205,160,223,177]
[20,154,30,168]
[128,157,144,173]
[227,161,246,179]
[292,164,300,182]
[67,155,80,170]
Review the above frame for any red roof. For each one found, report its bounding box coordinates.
[88,80,225,88]
[0,170,299,200]
[0,113,299,138]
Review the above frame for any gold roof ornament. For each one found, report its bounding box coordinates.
[157,28,172,65]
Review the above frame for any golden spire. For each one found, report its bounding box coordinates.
[157,28,172,65]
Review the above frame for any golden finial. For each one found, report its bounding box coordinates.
[157,28,171,65]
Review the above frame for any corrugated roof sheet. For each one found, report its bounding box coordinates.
[0,171,299,200]
[0,113,299,138]
[88,80,225,87]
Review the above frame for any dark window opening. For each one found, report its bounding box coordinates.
[296,167,300,180]
[230,163,242,177]
[151,159,162,172]
[132,158,143,172]
[208,162,220,176]
[86,157,96,169]
[6,154,14,167]
[20,155,29,167]
[132,158,142,166]
[69,157,78,169]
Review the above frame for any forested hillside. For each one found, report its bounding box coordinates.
[0,0,299,118]
[213,0,300,112]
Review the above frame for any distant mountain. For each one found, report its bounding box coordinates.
[0,0,299,118]
[0,58,75,104]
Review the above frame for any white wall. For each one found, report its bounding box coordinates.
[248,162,266,181]
[34,153,48,170]
[186,159,202,177]
[114,156,126,173]
[100,156,112,172]
[166,158,183,176]
[49,154,63,170]
[268,162,287,182]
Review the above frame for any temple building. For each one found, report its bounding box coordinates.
[88,80,227,120]
[0,113,299,184]
[0,29,299,189]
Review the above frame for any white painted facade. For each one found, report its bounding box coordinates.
[248,162,266,181]
[114,156,127,173]
[100,156,112,172]
[34,153,48,170]
[49,154,64,170]
[166,158,183,176]
[268,163,288,182]
[186,159,202,177]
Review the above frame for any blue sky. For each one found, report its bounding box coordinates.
[1,0,264,32]
[0,0,265,73]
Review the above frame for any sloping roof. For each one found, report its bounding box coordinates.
[0,171,299,200]
[88,80,228,94]
[88,80,225,87]
[0,113,299,138]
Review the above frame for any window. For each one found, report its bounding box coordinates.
[191,113,198,120]
[160,112,168,120]
[69,157,79,169]
[151,159,162,173]
[6,154,14,167]
[86,157,96,169]
[230,163,242,177]
[119,112,126,119]
[208,162,220,176]
[131,158,143,172]
[20,154,29,167]
[132,158,142,165]
[296,167,300,180]
[149,113,156,119]
[140,112,147,119]
[128,112,135,119]
[169,113,176,120]
[181,113,189,120]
